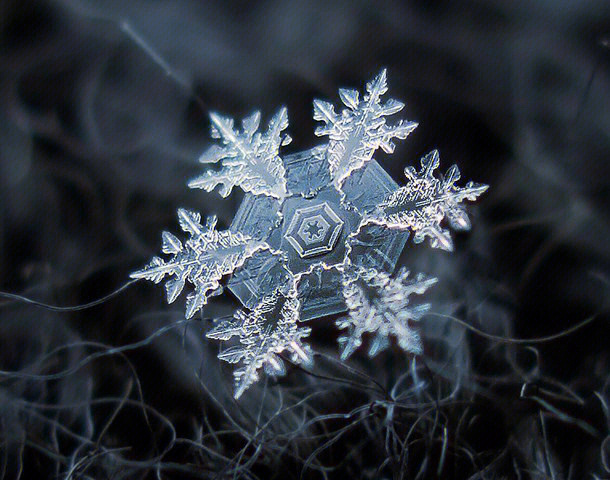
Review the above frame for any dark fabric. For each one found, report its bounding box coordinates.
[0,1,608,478]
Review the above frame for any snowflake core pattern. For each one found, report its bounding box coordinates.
[132,70,488,398]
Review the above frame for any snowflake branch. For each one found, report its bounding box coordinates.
[207,283,313,399]
[337,266,437,360]
[369,149,488,251]
[189,109,292,199]
[131,208,272,318]
[313,69,417,190]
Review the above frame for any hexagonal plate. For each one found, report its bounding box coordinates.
[228,146,410,321]
[284,202,344,258]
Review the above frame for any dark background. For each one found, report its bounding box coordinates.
[0,0,609,478]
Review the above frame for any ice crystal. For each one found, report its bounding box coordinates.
[336,266,437,360]
[134,70,487,398]
[130,209,271,319]
[313,68,418,189]
[188,108,292,199]
[206,285,312,399]
[370,149,489,251]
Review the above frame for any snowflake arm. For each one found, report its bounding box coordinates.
[336,266,437,360]
[130,209,271,318]
[206,286,312,399]
[370,150,488,251]
[313,69,417,189]
[188,108,292,199]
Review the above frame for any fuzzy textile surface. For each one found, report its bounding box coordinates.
[0,1,609,478]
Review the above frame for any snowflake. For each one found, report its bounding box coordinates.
[133,71,487,398]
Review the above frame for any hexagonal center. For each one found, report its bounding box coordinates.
[284,202,344,258]
[298,215,329,244]
[303,220,324,240]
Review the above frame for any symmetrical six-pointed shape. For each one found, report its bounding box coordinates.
[132,70,488,398]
